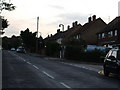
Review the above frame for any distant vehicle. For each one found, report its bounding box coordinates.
[11,48,16,51]
[103,47,120,76]
[16,47,26,53]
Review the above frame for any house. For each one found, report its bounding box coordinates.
[97,16,120,47]
[45,15,107,46]
[72,15,107,45]
[44,21,82,44]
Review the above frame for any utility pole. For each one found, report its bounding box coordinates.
[36,16,39,53]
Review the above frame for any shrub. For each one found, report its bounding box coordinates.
[45,41,61,57]
[64,46,106,63]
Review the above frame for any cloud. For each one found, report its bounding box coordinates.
[46,12,89,29]
[57,12,88,25]
[49,4,64,10]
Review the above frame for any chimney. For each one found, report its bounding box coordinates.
[51,34,52,37]
[48,35,49,38]
[72,22,75,27]
[92,15,96,21]
[88,17,91,22]
[67,25,70,30]
[57,29,60,33]
[75,21,78,26]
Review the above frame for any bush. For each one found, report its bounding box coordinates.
[45,41,61,57]
[64,45,85,60]
[64,46,106,63]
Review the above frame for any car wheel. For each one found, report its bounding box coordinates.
[104,68,110,77]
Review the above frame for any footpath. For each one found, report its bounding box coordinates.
[28,52,103,72]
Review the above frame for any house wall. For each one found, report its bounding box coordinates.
[80,19,107,45]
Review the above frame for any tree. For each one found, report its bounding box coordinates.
[0,0,16,14]
[0,0,16,35]
[20,28,37,52]
[2,35,22,50]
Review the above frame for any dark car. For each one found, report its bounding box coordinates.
[16,48,26,53]
[103,48,120,76]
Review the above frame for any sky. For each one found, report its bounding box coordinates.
[1,0,120,38]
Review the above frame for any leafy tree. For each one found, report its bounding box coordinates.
[2,18,9,29]
[2,35,22,49]
[0,0,16,14]
[0,0,16,34]
[45,41,61,57]
[63,37,86,50]
[20,28,37,52]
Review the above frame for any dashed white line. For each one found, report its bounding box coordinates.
[60,82,71,88]
[32,65,39,69]
[42,71,55,79]
[27,62,31,65]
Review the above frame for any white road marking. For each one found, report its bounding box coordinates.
[42,71,55,79]
[32,65,39,69]
[61,62,96,72]
[60,82,71,88]
[27,62,31,65]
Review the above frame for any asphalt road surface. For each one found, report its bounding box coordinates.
[2,50,120,89]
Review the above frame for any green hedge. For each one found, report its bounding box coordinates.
[45,41,61,57]
[64,45,106,63]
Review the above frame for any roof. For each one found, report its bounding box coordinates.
[74,18,107,44]
[62,24,82,38]
[97,16,120,34]
[44,23,82,42]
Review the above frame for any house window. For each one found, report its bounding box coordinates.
[76,35,79,39]
[110,31,113,37]
[76,34,81,39]
[102,33,105,38]
[108,31,113,37]
[115,30,117,36]
[98,34,101,39]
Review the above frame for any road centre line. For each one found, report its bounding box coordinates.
[32,65,39,69]
[60,82,71,88]
[27,62,31,65]
[42,71,55,79]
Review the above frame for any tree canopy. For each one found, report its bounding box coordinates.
[0,0,16,14]
[20,28,37,52]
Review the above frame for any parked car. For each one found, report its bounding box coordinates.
[11,48,16,51]
[103,48,120,76]
[16,47,26,53]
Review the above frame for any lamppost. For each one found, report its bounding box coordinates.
[59,24,65,59]
[59,24,64,32]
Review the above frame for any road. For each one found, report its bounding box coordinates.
[2,50,120,88]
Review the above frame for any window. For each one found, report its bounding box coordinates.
[102,33,105,38]
[115,30,117,36]
[76,34,80,39]
[98,34,101,39]
[108,31,113,37]
[111,51,117,58]
[110,31,113,37]
[76,35,79,39]
[106,50,112,58]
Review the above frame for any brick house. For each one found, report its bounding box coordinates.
[45,15,107,45]
[72,15,107,45]
[44,21,82,44]
[97,16,120,47]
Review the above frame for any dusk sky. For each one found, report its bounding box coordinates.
[2,0,120,38]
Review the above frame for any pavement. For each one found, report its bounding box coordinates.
[27,52,104,73]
